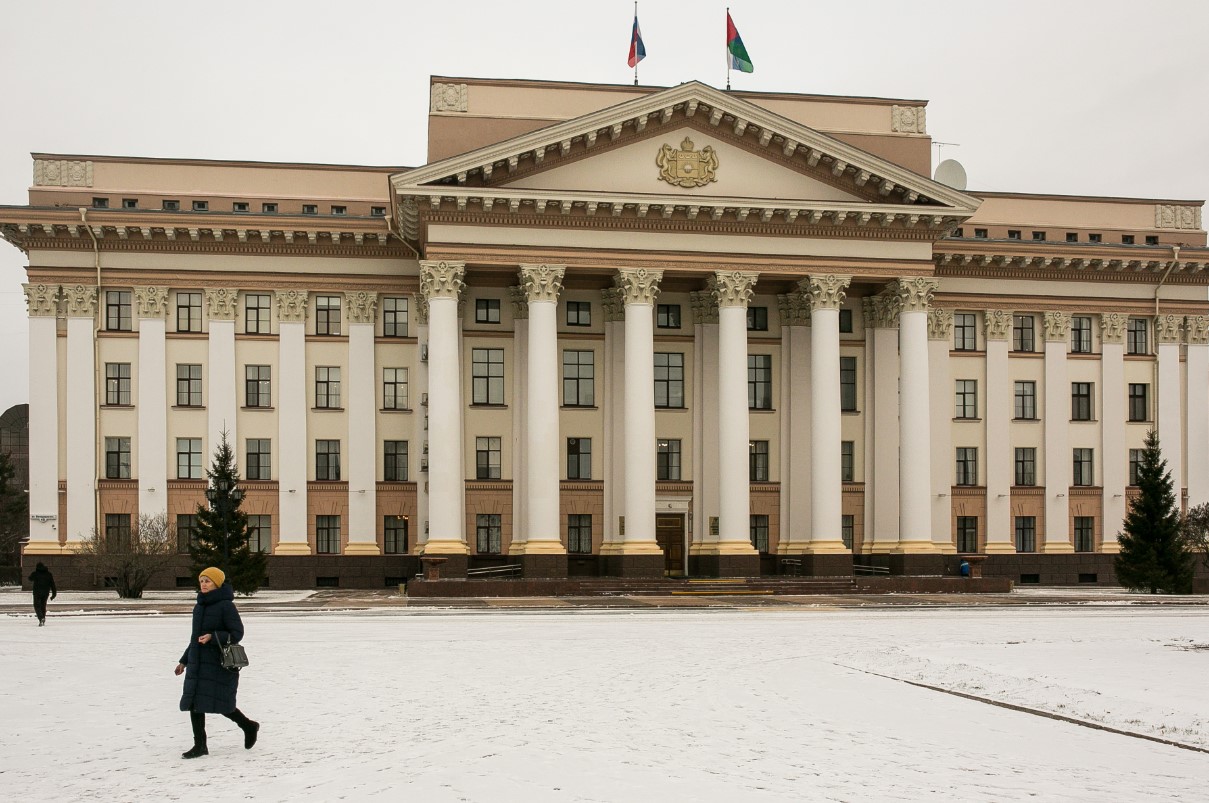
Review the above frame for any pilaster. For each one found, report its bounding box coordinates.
[982,309,1015,553]
[135,287,169,519]
[1186,315,1209,511]
[346,291,379,554]
[63,285,97,547]
[1041,311,1072,553]
[1156,314,1184,503]
[23,284,61,552]
[275,289,311,553]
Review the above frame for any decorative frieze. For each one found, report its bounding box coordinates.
[1185,315,1209,346]
[1155,313,1184,344]
[711,270,758,308]
[615,268,663,306]
[204,288,239,321]
[1043,311,1070,341]
[508,286,529,320]
[23,283,59,317]
[1154,204,1201,230]
[344,290,378,325]
[689,289,718,325]
[419,260,466,302]
[63,284,97,318]
[928,308,954,341]
[1100,312,1127,345]
[896,277,938,313]
[862,293,899,329]
[276,289,309,323]
[984,309,1012,341]
[801,274,851,311]
[33,159,93,187]
[519,264,566,303]
[430,82,468,113]
[891,105,927,135]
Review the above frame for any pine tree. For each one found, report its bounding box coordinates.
[1115,429,1193,594]
[189,432,267,595]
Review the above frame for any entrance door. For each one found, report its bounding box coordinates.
[655,514,685,577]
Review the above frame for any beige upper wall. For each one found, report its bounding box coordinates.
[966,194,1206,241]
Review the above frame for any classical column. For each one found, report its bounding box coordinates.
[205,288,239,458]
[1099,313,1128,552]
[1042,311,1072,552]
[600,288,624,554]
[508,286,529,551]
[134,287,169,518]
[864,292,900,552]
[803,274,851,552]
[345,290,379,554]
[1156,314,1184,505]
[896,278,939,551]
[689,289,720,556]
[63,285,97,547]
[419,261,469,555]
[23,284,61,552]
[514,264,567,568]
[414,294,430,551]
[1185,315,1209,510]
[982,309,1015,553]
[275,290,310,554]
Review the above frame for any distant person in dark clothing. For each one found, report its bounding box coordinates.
[28,562,57,626]
[959,559,971,578]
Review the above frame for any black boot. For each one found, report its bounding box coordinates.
[243,720,259,750]
[185,712,208,758]
[182,742,208,759]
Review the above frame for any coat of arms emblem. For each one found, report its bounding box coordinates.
[656,137,719,188]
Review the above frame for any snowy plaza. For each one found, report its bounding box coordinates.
[3,598,1209,801]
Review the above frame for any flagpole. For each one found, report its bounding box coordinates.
[634,1,639,85]
[725,7,731,91]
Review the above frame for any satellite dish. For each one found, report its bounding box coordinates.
[934,159,968,191]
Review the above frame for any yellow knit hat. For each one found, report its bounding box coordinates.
[199,567,226,588]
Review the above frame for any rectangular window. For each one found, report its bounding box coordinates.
[302,204,317,215]
[104,513,131,550]
[330,205,346,216]
[371,206,387,217]
[1128,383,1149,422]
[176,438,202,479]
[1074,516,1095,553]
[384,440,408,482]
[839,308,853,333]
[749,440,770,482]
[1127,318,1149,355]
[92,197,109,209]
[104,437,131,479]
[1012,314,1035,353]
[105,363,131,405]
[567,437,591,480]
[1129,449,1144,486]
[476,436,502,480]
[383,515,407,554]
[472,348,505,405]
[122,198,138,209]
[316,440,341,481]
[952,227,964,238]
[245,365,271,408]
[246,439,271,480]
[841,515,855,549]
[1122,234,1135,245]
[654,352,685,408]
[1032,231,1046,241]
[973,228,988,238]
[841,441,854,483]
[1014,381,1037,420]
[176,364,202,407]
[1073,448,1094,486]
[176,292,202,333]
[955,379,977,419]
[1066,232,1078,243]
[1014,447,1036,486]
[260,202,278,214]
[476,513,502,554]
[106,290,132,332]
[656,304,681,329]
[657,439,681,481]
[382,297,408,337]
[953,313,977,350]
[1088,233,1102,243]
[750,515,770,553]
[568,514,592,554]
[163,199,180,211]
[315,295,341,335]
[1015,516,1036,552]
[315,366,341,409]
[956,447,978,486]
[1071,382,1093,421]
[1145,235,1159,246]
[383,367,408,410]
[1070,316,1092,353]
[233,202,249,213]
[747,306,768,331]
[840,356,858,412]
[244,293,271,334]
[475,298,501,324]
[957,516,978,553]
[316,515,340,554]
[247,514,271,554]
[748,355,773,410]
[562,350,595,407]
[1008,229,1021,240]
[177,513,197,553]
[566,300,591,327]
[192,200,209,212]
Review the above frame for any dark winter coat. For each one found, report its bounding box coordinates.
[179,583,243,714]
[29,564,57,599]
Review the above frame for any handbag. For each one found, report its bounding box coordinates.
[217,633,250,671]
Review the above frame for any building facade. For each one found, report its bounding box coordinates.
[2,76,1207,587]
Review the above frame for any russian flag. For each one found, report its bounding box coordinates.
[627,14,646,68]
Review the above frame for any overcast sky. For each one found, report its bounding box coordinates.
[1,0,1206,415]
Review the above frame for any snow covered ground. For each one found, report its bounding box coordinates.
[3,605,1208,801]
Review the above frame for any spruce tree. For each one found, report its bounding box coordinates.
[1115,429,1193,594]
[189,432,267,595]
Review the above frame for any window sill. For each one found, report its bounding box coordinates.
[561,405,598,410]
[655,406,687,411]
[242,406,274,411]
[953,417,982,422]
[380,407,412,413]
[1013,418,1040,422]
[313,407,345,412]
[1127,419,1152,424]
[102,404,134,409]
[470,403,508,409]
[1070,419,1097,423]
[750,407,777,413]
[841,409,861,415]
[172,405,205,411]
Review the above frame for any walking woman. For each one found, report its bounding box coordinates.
[174,567,259,758]
[28,562,57,626]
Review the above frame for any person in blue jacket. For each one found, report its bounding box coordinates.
[174,567,259,758]
[28,562,57,626]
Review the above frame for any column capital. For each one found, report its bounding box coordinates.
[344,290,378,325]
[133,286,169,319]
[1042,311,1070,341]
[896,277,938,313]
[777,292,811,326]
[689,289,718,324]
[984,309,1012,341]
[419,260,466,301]
[801,274,851,311]
[615,268,663,305]
[276,289,309,323]
[519,264,565,303]
[205,288,239,321]
[1100,312,1127,345]
[63,284,97,318]
[711,270,759,308]
[600,287,625,321]
[862,293,900,329]
[1156,313,1184,344]
[507,285,529,319]
[1186,314,1209,345]
[23,283,60,317]
[413,292,429,326]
